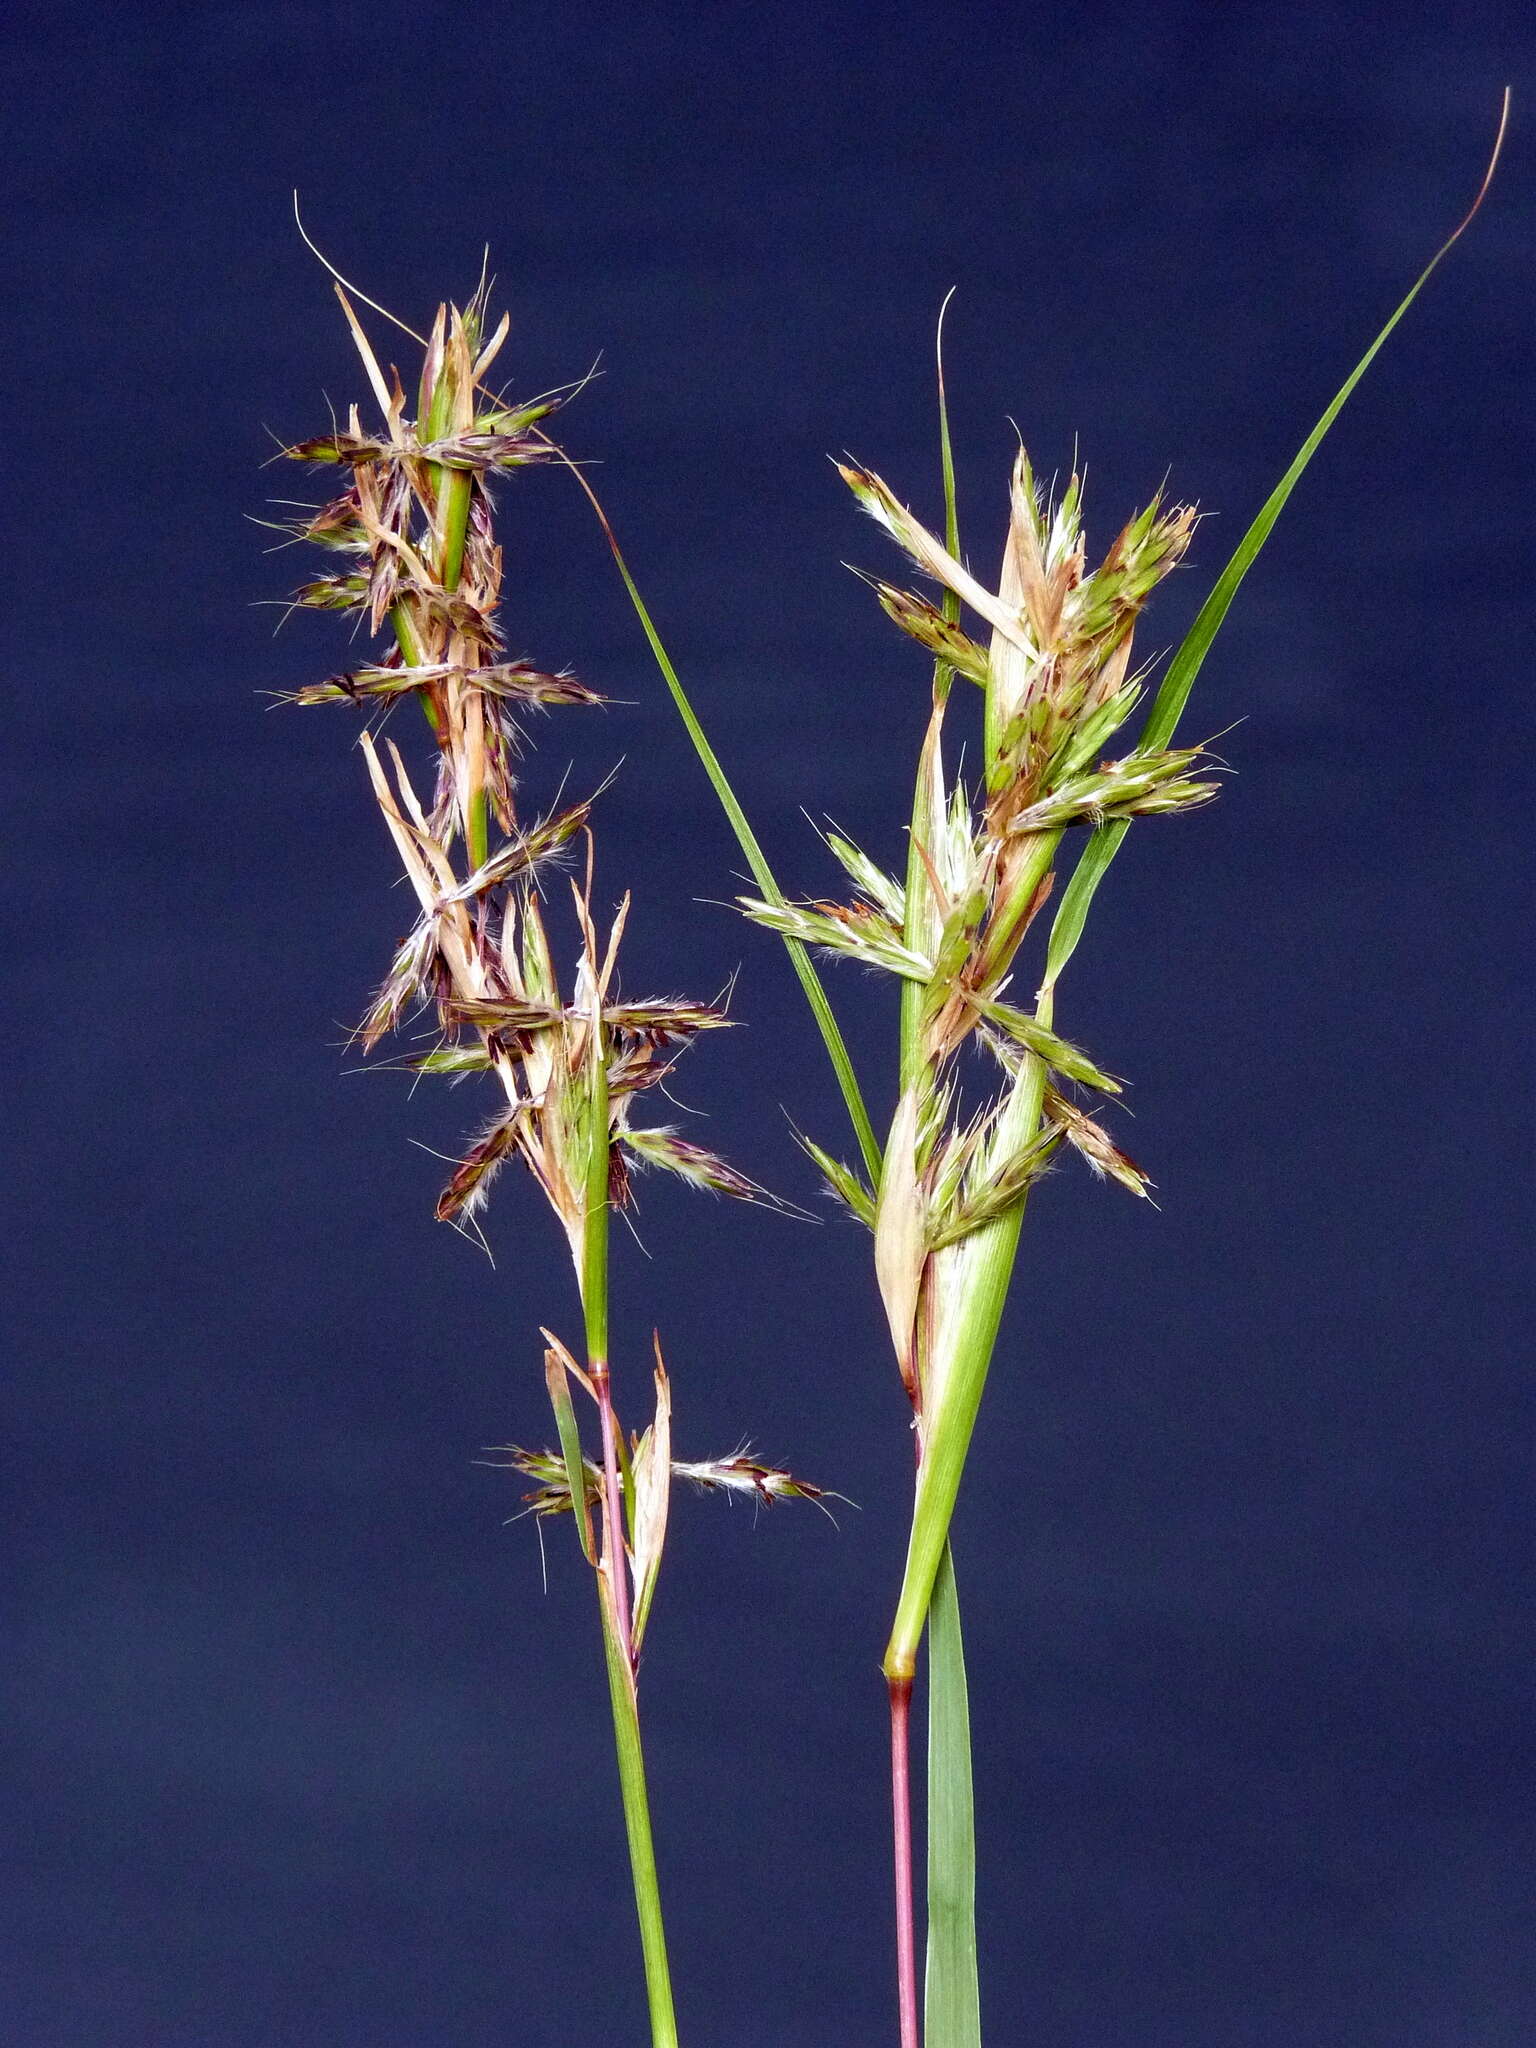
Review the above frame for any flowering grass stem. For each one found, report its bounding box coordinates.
[271,280,826,2048]
[612,104,1504,2048]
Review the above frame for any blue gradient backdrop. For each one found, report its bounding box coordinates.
[4,4,1531,2043]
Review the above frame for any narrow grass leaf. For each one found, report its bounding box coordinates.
[573,497,883,1182]
[926,1541,981,2048]
[925,305,982,2047]
[1043,111,1507,994]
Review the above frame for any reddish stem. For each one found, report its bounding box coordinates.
[885,1337,929,2048]
[591,1361,633,1664]
[890,1674,919,2048]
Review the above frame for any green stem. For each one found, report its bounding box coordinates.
[387,603,443,735]
[581,1010,611,1369]
[436,465,473,597]
[580,1004,679,2047]
[422,343,474,595]
[422,331,486,866]
[598,1589,680,2048]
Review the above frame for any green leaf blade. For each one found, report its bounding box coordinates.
[1044,121,1505,994]
[925,1543,982,2048]
[600,537,883,1184]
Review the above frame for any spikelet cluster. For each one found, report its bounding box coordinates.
[276,286,754,1270]
[744,452,1215,1405]
[275,285,825,1640]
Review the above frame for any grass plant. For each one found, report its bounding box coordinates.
[604,102,1507,2048]
[271,273,825,2048]
[272,96,1504,2047]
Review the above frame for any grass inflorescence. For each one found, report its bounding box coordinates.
[272,273,826,2048]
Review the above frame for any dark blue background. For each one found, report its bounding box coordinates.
[5,4,1531,2042]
